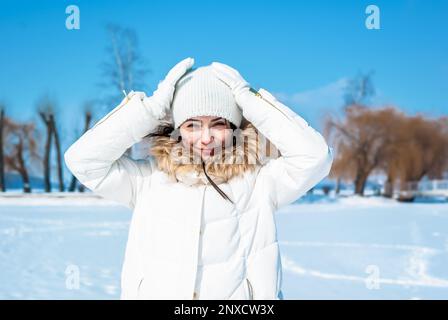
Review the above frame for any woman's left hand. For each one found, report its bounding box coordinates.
[210,62,253,108]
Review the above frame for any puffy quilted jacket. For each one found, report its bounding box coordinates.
[64,88,333,300]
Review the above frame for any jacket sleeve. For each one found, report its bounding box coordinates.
[64,91,165,210]
[243,88,334,209]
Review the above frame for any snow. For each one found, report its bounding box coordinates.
[0,193,447,299]
[0,194,129,299]
[278,194,448,299]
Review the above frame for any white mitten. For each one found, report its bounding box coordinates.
[210,61,254,109]
[143,57,195,122]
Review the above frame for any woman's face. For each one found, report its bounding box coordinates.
[179,116,233,160]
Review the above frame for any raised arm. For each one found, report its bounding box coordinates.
[64,57,195,209]
[211,62,333,209]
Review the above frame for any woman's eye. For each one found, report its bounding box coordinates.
[186,122,225,129]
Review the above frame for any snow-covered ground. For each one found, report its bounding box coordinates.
[0,193,447,299]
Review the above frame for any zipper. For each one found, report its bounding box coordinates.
[250,87,296,124]
[191,185,207,300]
[90,91,136,131]
[246,278,254,300]
[137,277,144,297]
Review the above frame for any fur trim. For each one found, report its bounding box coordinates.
[148,120,276,186]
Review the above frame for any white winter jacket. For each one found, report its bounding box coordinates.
[64,88,333,300]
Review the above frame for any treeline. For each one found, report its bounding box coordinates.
[0,102,93,193]
[0,24,148,194]
[325,104,448,199]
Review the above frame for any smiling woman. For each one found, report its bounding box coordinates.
[149,114,241,203]
[64,57,333,300]
[179,116,236,159]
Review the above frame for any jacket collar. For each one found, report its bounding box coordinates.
[149,121,267,186]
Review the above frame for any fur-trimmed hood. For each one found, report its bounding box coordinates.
[149,120,275,186]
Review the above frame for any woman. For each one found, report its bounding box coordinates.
[64,57,334,300]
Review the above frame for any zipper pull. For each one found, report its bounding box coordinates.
[253,88,303,126]
[90,91,134,130]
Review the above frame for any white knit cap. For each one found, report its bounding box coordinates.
[171,65,242,129]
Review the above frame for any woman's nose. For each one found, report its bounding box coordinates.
[201,127,213,144]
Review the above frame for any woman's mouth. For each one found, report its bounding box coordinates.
[194,146,215,155]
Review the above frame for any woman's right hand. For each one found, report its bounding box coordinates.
[143,57,195,122]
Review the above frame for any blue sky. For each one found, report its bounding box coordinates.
[0,0,447,151]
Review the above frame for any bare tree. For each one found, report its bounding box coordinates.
[395,115,448,188]
[68,102,93,192]
[99,24,150,106]
[439,116,448,176]
[324,71,379,196]
[344,71,375,107]
[0,106,5,191]
[3,118,39,193]
[51,112,65,192]
[37,97,56,192]
[323,113,352,196]
[326,102,448,199]
[374,108,408,198]
[325,105,393,196]
[97,24,150,158]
